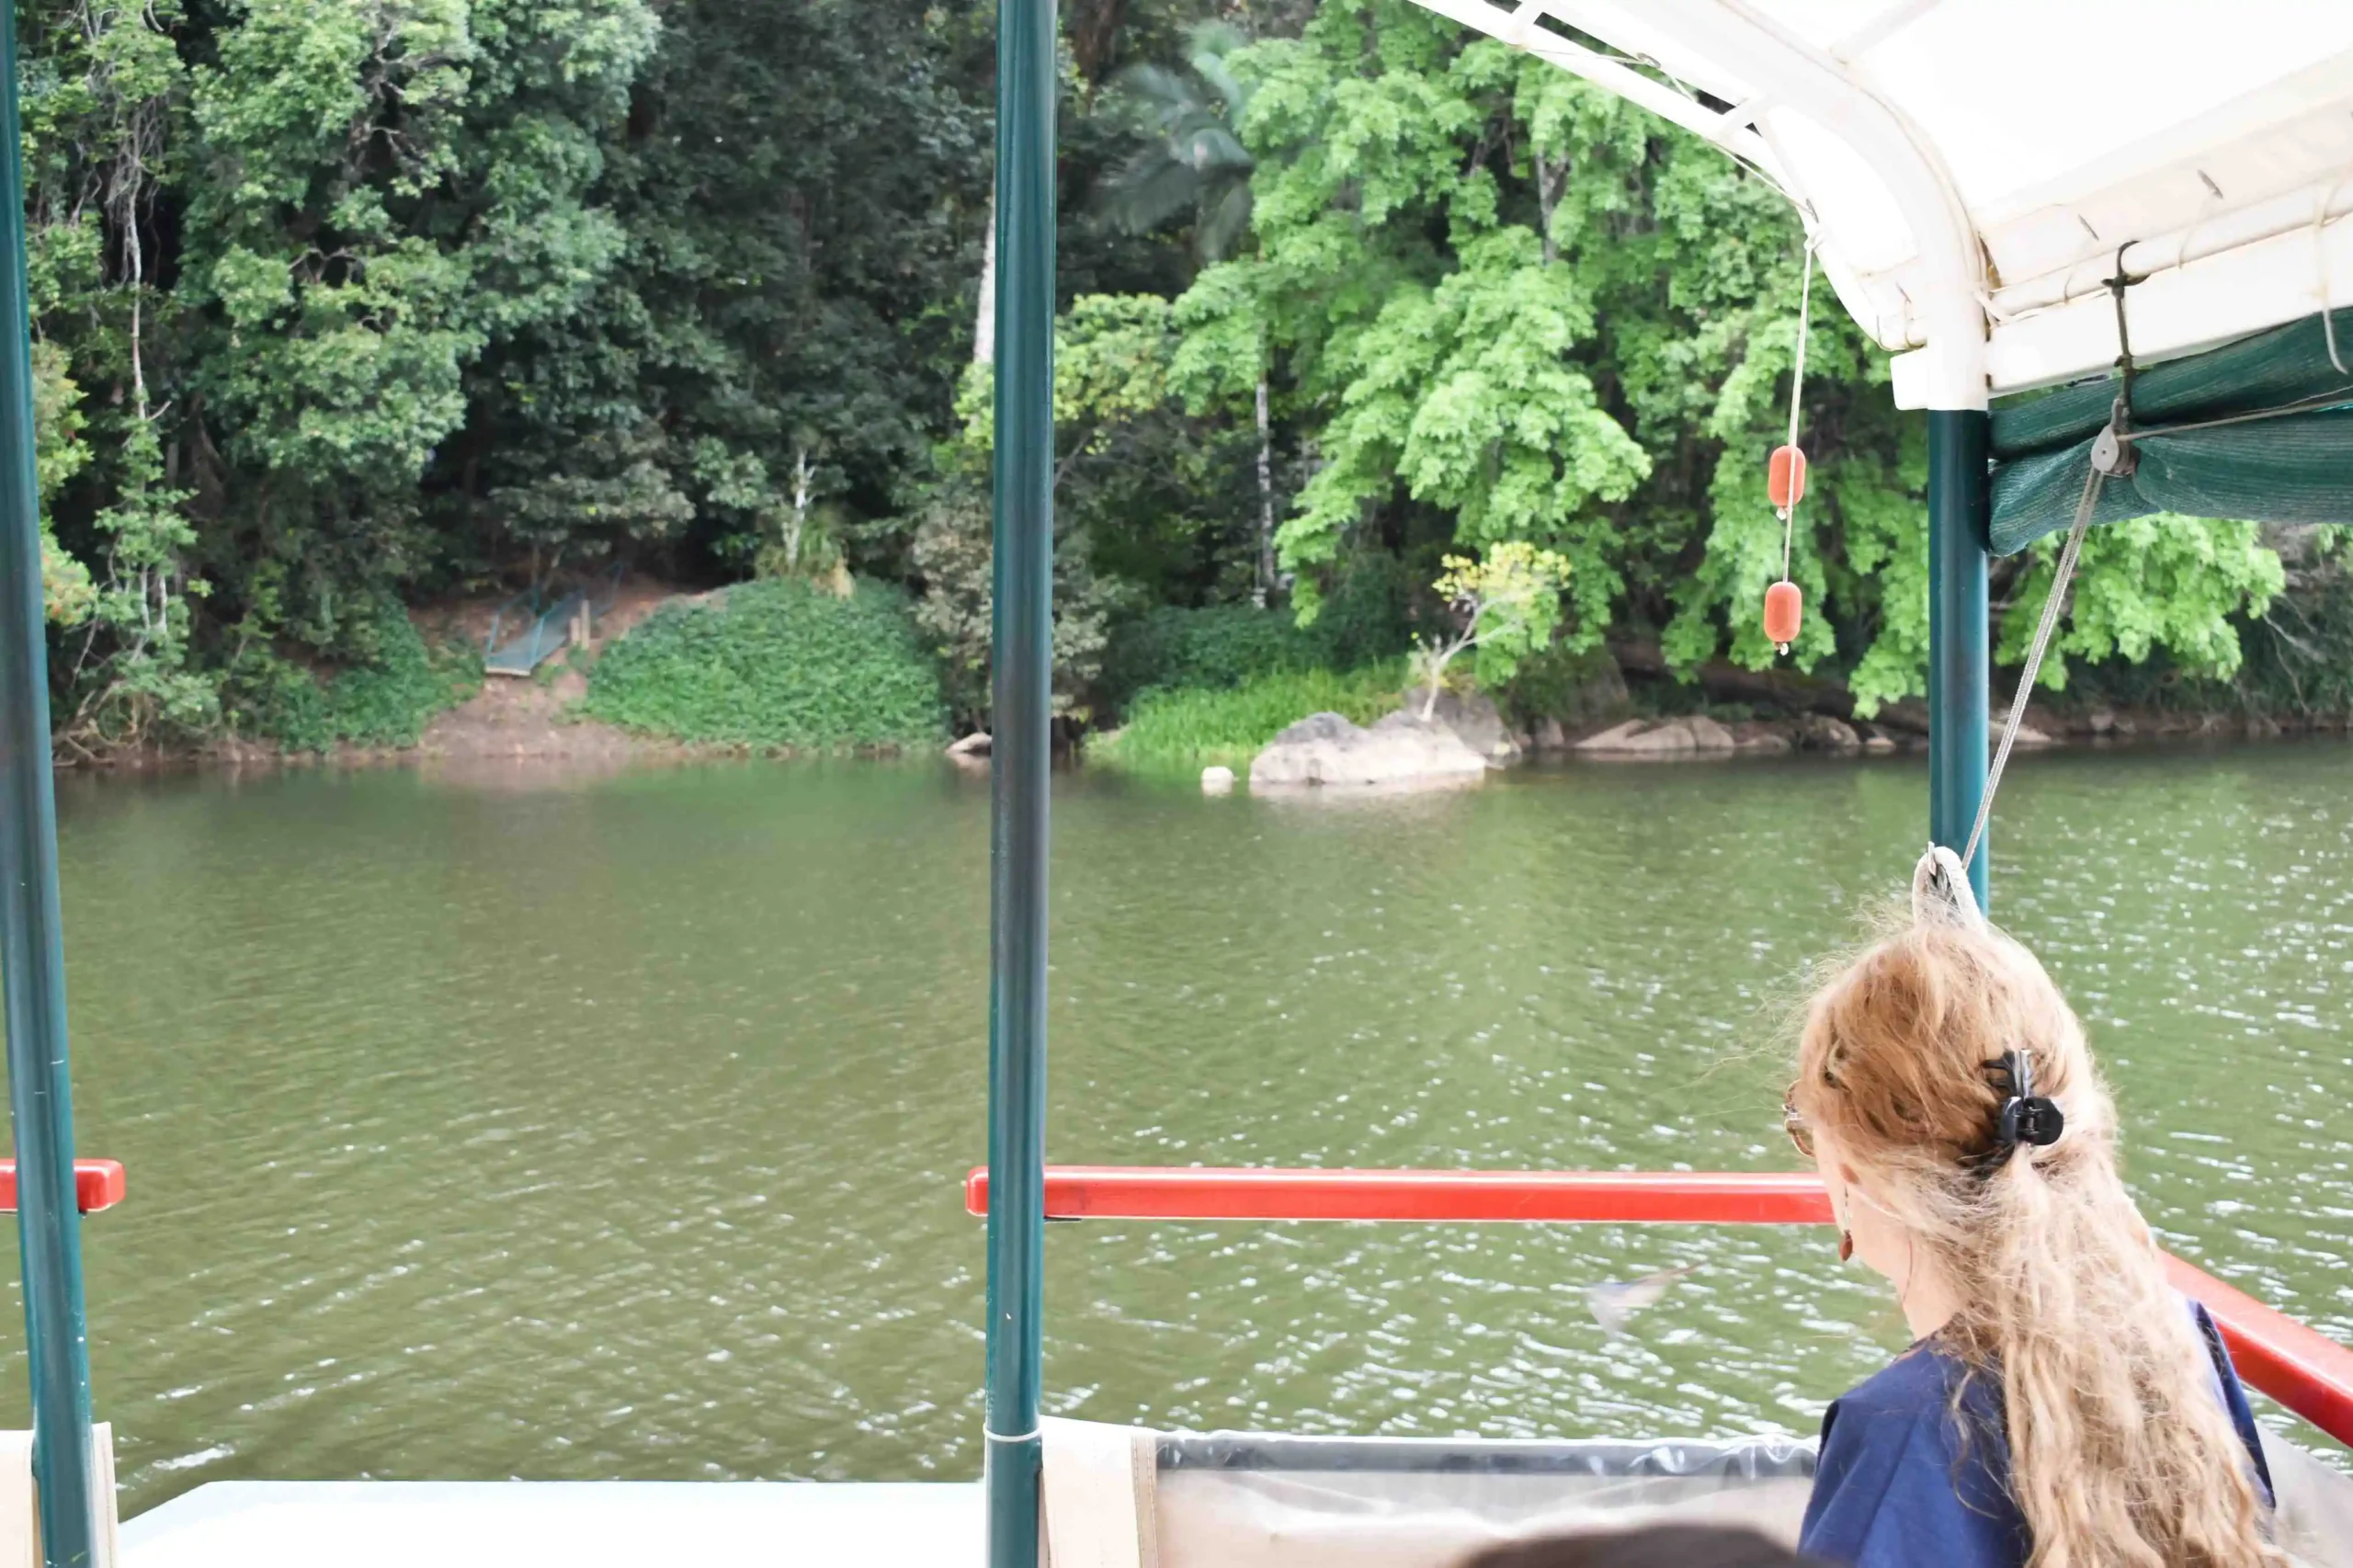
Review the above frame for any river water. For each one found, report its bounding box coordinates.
[16,745,2353,1513]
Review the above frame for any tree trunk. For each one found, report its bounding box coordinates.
[974,194,997,366]
[1535,151,1565,266]
[1069,0,1127,91]
[1254,374,1275,607]
[787,445,813,571]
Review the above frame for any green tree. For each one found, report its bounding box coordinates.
[1100,22,1257,267]
[451,0,988,584]
[1103,21,1291,604]
[1176,5,1651,643]
[1172,0,2283,715]
[1411,540,1569,716]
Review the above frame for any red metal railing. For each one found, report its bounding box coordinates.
[0,1159,125,1215]
[964,1164,2353,1449]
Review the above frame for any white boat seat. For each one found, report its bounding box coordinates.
[1042,1419,2353,1568]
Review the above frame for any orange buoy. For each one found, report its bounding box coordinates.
[1764,579,1802,653]
[1768,444,1807,516]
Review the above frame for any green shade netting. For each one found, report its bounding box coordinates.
[1986,306,2353,555]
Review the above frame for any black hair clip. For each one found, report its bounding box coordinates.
[1988,1048,2064,1156]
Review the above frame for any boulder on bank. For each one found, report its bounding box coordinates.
[1248,710,1489,790]
[1574,716,1737,756]
[1795,715,1862,754]
[1733,721,1792,754]
[1419,689,1522,767]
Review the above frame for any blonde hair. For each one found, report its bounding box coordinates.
[1790,917,2278,1568]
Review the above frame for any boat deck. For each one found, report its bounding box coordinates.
[122,1481,977,1567]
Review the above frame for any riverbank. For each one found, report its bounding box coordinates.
[51,577,2353,775]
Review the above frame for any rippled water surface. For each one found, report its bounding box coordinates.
[12,746,2352,1513]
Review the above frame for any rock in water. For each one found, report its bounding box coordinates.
[1574,719,1651,753]
[1795,715,1862,754]
[1682,715,1737,752]
[1199,765,1235,794]
[1574,717,1736,756]
[1248,710,1488,790]
[946,731,992,758]
[1419,690,1523,767]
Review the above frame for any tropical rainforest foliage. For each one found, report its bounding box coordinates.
[15,0,2326,755]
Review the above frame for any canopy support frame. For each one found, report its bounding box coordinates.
[982,0,1056,1558]
[1928,411,1993,911]
[0,7,105,1565]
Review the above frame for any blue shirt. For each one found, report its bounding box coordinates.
[1798,1303,2272,1568]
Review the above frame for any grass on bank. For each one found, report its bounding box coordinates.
[583,577,946,750]
[1089,661,1409,772]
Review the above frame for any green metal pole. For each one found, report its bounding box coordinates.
[982,0,1053,1552]
[1927,408,1991,914]
[0,9,103,1567]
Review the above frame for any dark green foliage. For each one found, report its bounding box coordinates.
[1496,641,1628,729]
[584,580,946,749]
[908,479,1131,728]
[1308,550,1422,671]
[444,0,992,575]
[1102,604,1319,707]
[247,597,483,753]
[1098,550,1416,712]
[13,0,2336,761]
[2039,533,2353,721]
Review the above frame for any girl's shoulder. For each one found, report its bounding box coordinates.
[1824,1335,2001,1431]
[1801,1343,2025,1568]
[1829,1339,1967,1410]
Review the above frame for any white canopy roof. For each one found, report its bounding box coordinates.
[1406,0,2353,408]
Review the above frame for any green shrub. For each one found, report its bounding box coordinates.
[584,578,945,749]
[1097,555,1419,715]
[1101,604,1319,707]
[1089,661,1407,771]
[247,597,481,752]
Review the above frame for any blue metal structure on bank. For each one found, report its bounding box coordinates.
[0,7,105,1564]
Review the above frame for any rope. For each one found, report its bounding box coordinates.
[1779,236,1817,580]
[2319,175,2350,377]
[2111,383,2353,442]
[1961,459,2102,879]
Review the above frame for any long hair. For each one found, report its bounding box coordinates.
[1789,918,2278,1568]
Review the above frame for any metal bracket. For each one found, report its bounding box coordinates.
[2097,246,2145,476]
[2090,393,2136,476]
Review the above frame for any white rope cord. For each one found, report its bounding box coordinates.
[2319,175,2351,376]
[1779,238,1817,580]
[1961,459,2103,879]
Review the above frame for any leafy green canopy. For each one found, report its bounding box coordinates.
[584,580,946,749]
[1166,0,2285,714]
[9,0,2313,756]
